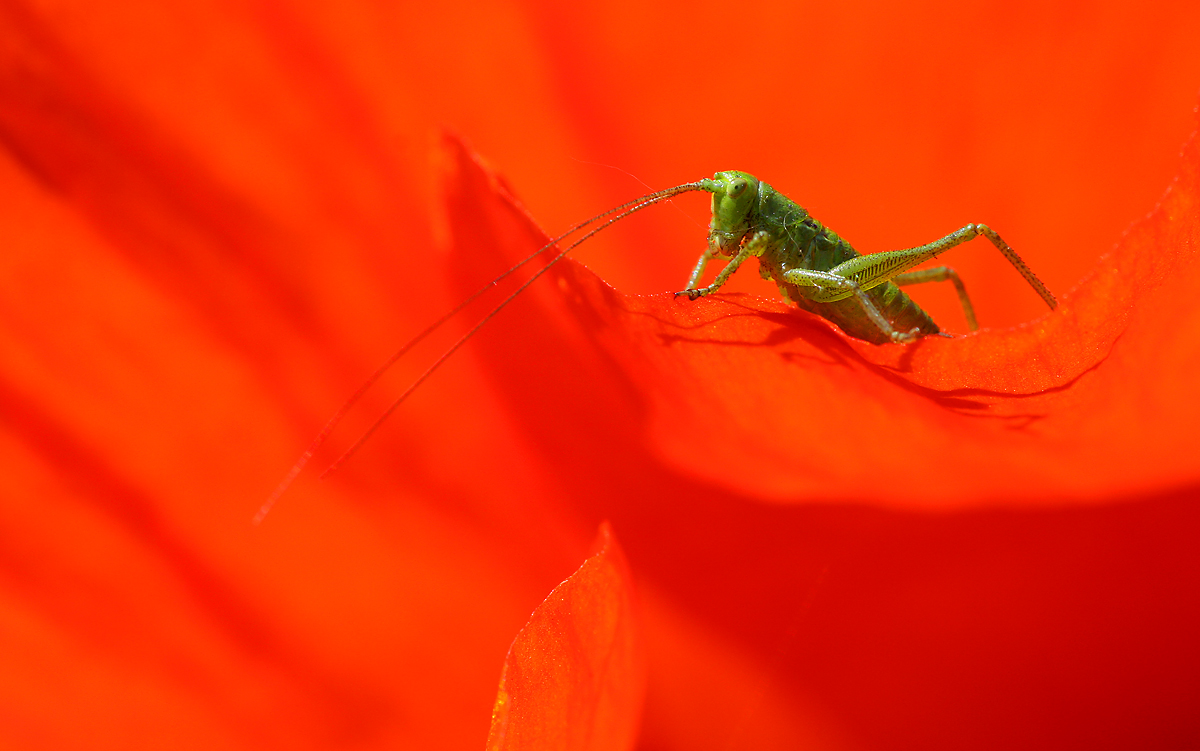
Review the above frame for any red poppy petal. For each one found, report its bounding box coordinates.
[486,522,643,751]
[0,11,581,749]
[440,122,1200,507]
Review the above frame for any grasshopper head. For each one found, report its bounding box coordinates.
[700,171,760,256]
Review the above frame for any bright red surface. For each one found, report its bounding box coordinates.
[487,524,642,751]
[446,129,1200,507]
[1,2,1198,750]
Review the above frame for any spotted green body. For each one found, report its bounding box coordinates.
[742,178,936,343]
[679,171,1058,344]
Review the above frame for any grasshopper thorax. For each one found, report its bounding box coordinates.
[701,170,760,257]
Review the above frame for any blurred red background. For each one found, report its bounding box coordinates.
[0,1,1198,749]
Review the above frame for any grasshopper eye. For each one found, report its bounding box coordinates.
[728,178,748,198]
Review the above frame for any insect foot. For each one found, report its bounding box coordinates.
[674,289,704,301]
[891,327,922,344]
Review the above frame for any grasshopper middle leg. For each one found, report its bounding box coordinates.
[893,267,977,331]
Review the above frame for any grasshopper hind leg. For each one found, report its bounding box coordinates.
[782,267,923,343]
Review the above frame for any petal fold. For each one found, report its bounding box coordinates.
[440,126,1200,507]
[486,523,643,751]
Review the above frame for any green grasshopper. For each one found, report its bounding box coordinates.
[677,170,1057,343]
[257,170,1057,521]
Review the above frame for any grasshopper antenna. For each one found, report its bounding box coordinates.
[255,181,707,523]
[315,182,707,478]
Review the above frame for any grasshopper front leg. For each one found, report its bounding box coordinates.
[685,247,719,289]
[676,232,771,300]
